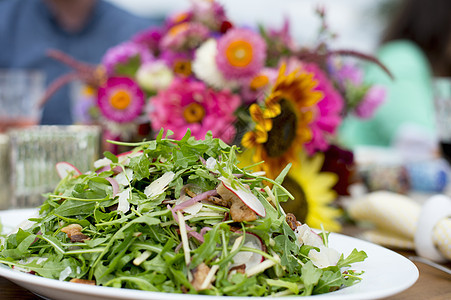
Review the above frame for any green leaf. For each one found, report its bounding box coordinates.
[54,200,97,217]
[313,270,345,294]
[337,249,368,268]
[103,151,118,163]
[266,278,300,294]
[301,260,322,296]
[129,154,151,181]
[273,234,298,273]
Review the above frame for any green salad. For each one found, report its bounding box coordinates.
[0,130,367,296]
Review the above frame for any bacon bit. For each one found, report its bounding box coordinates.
[207,195,231,207]
[221,211,230,222]
[286,213,298,231]
[61,224,89,242]
[329,286,340,292]
[229,225,242,232]
[229,264,246,274]
[191,263,211,291]
[185,187,197,198]
[106,203,118,212]
[217,182,257,222]
[69,278,96,285]
[230,199,257,222]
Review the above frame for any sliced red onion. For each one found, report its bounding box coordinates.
[200,227,212,235]
[105,177,119,197]
[170,204,204,243]
[172,190,218,211]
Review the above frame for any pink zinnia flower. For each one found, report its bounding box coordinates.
[354,85,386,119]
[161,22,210,51]
[97,77,145,123]
[149,78,241,143]
[216,28,266,80]
[335,62,363,86]
[101,41,153,76]
[302,63,345,155]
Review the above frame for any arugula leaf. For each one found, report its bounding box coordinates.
[337,249,368,268]
[301,261,322,296]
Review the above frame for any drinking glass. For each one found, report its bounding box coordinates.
[8,125,101,208]
[0,134,10,209]
[0,69,46,133]
[433,77,451,163]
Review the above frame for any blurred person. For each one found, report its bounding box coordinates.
[339,0,451,148]
[0,0,161,125]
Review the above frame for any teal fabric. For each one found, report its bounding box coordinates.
[338,40,436,149]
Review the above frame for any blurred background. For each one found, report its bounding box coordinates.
[106,0,393,53]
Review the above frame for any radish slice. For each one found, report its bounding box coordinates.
[230,232,264,271]
[55,162,82,179]
[94,151,143,173]
[219,177,266,217]
[117,150,143,166]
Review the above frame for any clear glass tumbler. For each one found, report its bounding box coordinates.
[0,69,45,133]
[8,125,102,208]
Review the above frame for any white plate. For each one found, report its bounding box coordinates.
[0,209,418,300]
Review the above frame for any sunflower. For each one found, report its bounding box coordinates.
[241,64,323,179]
[280,151,342,232]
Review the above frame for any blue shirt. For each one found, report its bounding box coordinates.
[0,0,160,125]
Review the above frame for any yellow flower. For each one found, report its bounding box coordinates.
[241,63,323,179]
[281,151,342,232]
[242,125,268,148]
[249,104,272,131]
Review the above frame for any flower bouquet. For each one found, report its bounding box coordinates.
[43,0,389,232]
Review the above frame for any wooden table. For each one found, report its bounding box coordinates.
[1,226,450,299]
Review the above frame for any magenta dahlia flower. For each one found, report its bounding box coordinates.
[354,85,386,119]
[149,78,241,143]
[132,27,164,55]
[216,28,266,80]
[101,41,153,76]
[97,77,145,123]
[302,63,345,155]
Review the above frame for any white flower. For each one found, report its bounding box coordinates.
[192,39,238,90]
[308,246,341,269]
[136,60,174,92]
[144,171,175,199]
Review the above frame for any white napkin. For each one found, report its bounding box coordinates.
[347,191,451,262]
